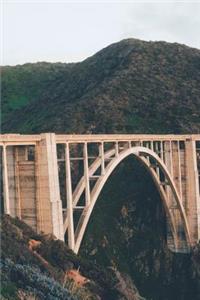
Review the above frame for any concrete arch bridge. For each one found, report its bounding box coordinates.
[0,133,200,254]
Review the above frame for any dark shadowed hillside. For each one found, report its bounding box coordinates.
[0,215,144,300]
[1,38,200,134]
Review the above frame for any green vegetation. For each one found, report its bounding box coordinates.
[1,62,73,124]
[1,259,78,300]
[1,39,200,134]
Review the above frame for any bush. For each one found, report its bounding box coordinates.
[1,259,78,300]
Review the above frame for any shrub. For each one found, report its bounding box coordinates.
[1,259,78,300]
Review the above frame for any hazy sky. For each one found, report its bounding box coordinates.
[1,0,200,66]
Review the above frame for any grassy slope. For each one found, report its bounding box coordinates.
[1,62,73,128]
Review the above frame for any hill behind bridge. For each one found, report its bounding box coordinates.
[2,38,200,134]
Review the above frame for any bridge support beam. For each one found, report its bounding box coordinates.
[35,133,64,240]
[185,138,200,244]
[2,146,10,215]
[65,142,75,249]
[163,141,178,251]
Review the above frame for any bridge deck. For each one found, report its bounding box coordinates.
[0,133,200,145]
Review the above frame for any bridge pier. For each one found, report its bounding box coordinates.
[35,133,64,240]
[1,133,64,240]
[185,138,200,244]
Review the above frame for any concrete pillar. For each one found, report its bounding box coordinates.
[35,133,64,240]
[185,138,200,244]
[163,141,176,250]
[15,146,37,230]
[99,142,105,175]
[84,143,90,206]
[65,142,75,249]
[164,141,174,201]
[2,146,10,214]
[171,141,182,198]
[6,146,17,217]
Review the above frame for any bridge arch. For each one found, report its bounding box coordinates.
[72,146,191,254]
[1,134,199,254]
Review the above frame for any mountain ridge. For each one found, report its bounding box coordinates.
[2,38,200,134]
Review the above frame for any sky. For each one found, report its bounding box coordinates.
[1,0,200,66]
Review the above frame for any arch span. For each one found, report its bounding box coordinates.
[72,146,191,254]
[1,134,199,253]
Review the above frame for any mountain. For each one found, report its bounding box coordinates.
[1,38,200,134]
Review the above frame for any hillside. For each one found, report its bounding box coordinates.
[1,38,200,134]
[0,215,144,300]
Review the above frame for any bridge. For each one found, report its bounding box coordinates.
[0,133,200,254]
